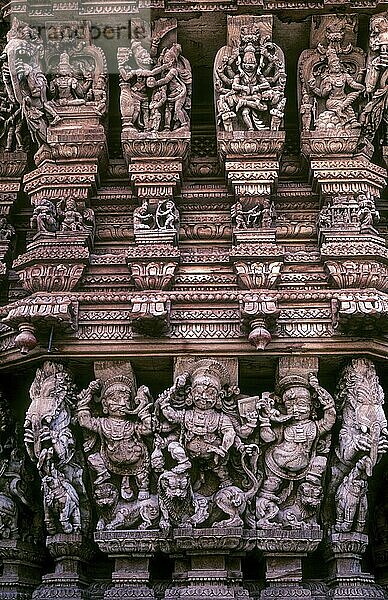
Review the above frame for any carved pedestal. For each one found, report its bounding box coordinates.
[325,533,385,600]
[32,534,92,600]
[164,528,254,599]
[95,530,162,599]
[257,529,322,600]
[0,540,43,600]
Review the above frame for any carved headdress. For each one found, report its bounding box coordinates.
[94,361,136,399]
[189,359,230,391]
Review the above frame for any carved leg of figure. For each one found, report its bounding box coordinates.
[88,452,110,486]
[164,102,173,130]
[240,108,254,130]
[5,126,14,152]
[136,470,150,501]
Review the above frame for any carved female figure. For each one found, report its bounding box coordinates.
[308,48,364,131]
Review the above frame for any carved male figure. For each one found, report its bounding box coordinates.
[77,374,152,502]
[256,373,336,528]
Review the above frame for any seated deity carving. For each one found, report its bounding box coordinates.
[214,27,286,132]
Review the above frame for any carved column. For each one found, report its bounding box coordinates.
[25,362,93,600]
[0,393,44,599]
[298,14,388,338]
[1,19,106,353]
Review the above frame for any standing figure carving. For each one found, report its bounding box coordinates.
[76,362,155,530]
[214,27,286,132]
[118,26,192,133]
[256,373,336,529]
[329,358,388,534]
[24,362,89,535]
[155,359,261,529]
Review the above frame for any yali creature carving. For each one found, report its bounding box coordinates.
[24,362,89,535]
[329,358,388,534]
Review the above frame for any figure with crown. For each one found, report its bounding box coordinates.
[214,26,286,132]
[256,372,336,529]
[76,362,153,505]
[306,47,364,131]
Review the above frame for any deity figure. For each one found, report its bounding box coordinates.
[25,362,89,535]
[356,192,380,229]
[49,51,92,108]
[361,14,388,146]
[57,196,85,232]
[76,364,153,504]
[30,198,58,234]
[256,373,336,529]
[118,32,192,133]
[307,48,364,131]
[328,358,388,534]
[214,27,286,132]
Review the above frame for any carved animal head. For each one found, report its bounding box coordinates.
[298,482,323,509]
[94,483,119,511]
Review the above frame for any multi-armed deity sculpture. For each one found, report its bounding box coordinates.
[214,24,286,132]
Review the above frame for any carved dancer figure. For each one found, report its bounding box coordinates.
[155,199,180,231]
[77,369,152,502]
[0,217,15,242]
[118,33,192,133]
[256,372,336,529]
[329,358,388,534]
